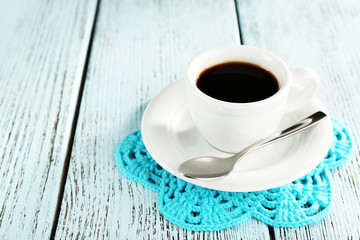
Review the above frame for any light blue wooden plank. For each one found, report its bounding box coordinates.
[237,0,360,239]
[54,0,271,239]
[0,0,97,239]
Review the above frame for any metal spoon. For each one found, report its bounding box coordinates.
[179,111,327,179]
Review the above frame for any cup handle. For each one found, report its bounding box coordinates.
[286,67,320,112]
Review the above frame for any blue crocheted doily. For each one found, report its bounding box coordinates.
[115,119,352,231]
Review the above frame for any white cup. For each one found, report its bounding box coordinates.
[185,45,320,153]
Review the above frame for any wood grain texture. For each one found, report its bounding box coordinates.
[54,0,270,239]
[237,0,360,239]
[0,0,97,239]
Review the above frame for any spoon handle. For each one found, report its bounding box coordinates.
[233,111,327,165]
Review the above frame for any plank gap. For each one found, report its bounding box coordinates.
[49,0,102,238]
[234,0,244,44]
[268,226,275,240]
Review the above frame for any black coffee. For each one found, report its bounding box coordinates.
[196,62,279,103]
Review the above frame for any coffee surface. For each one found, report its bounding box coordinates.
[196,62,279,103]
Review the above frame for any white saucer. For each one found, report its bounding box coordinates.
[141,80,333,192]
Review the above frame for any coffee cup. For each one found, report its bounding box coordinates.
[185,45,319,153]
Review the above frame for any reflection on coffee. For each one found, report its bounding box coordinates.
[196,62,279,103]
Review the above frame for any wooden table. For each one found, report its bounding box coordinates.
[1,0,359,239]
